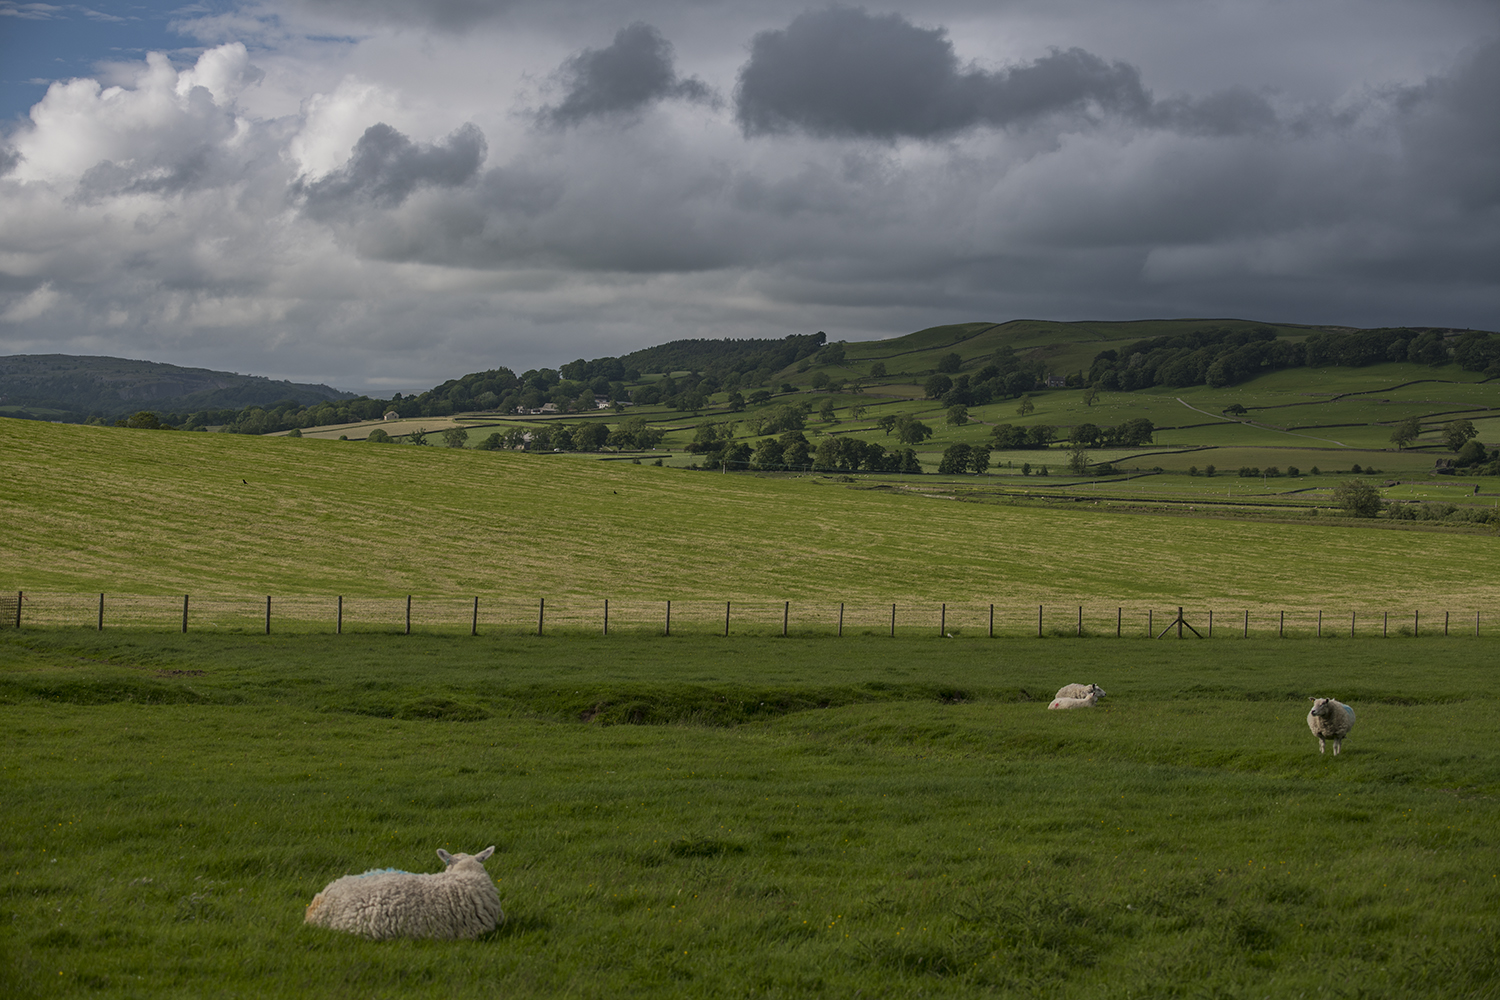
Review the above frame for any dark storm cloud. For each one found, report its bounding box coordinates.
[300,122,487,218]
[1393,38,1500,210]
[735,7,1285,141]
[540,22,715,127]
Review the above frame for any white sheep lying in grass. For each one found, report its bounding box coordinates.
[1307,697,1356,755]
[305,846,502,940]
[1048,690,1100,710]
[1055,683,1106,701]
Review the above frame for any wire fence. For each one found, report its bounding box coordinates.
[0,591,1492,639]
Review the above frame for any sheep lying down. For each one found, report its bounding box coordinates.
[1048,690,1100,710]
[1307,697,1356,755]
[1055,683,1106,702]
[306,846,502,940]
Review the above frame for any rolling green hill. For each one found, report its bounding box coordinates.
[0,354,355,422]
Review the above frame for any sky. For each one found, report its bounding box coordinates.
[1,1,1498,395]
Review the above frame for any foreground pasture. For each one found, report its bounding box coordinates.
[2,632,1497,999]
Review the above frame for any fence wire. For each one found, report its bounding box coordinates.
[0,591,1491,639]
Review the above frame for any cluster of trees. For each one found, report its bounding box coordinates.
[813,436,922,474]
[1304,327,1466,369]
[622,332,827,385]
[1087,327,1304,391]
[1081,325,1492,397]
[937,443,990,474]
[923,347,1046,405]
[986,417,1153,451]
[872,413,935,445]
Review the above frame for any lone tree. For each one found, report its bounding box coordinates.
[1442,418,1477,452]
[441,427,469,448]
[1390,416,1422,449]
[1332,479,1383,518]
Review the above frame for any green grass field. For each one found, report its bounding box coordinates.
[2,631,1497,999]
[3,419,1498,613]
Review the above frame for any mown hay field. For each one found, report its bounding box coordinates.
[2,418,1497,613]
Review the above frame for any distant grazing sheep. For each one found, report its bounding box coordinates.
[1048,690,1100,710]
[1307,697,1356,755]
[1055,683,1106,701]
[305,846,502,940]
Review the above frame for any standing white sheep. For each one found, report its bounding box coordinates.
[1307,697,1356,755]
[1055,683,1106,701]
[1048,690,1100,710]
[305,846,502,940]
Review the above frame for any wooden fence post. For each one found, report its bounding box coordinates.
[890,604,896,638]
[1444,610,1449,637]
[1383,611,1388,637]
[784,601,790,637]
[1351,610,1355,638]
[1317,610,1322,638]
[1208,609,1213,638]
[1077,605,1083,637]
[472,596,479,636]
[839,603,845,638]
[1147,608,1152,637]
[1414,610,1419,637]
[13,591,20,630]
[603,599,608,636]
[1279,610,1284,638]
[1243,609,1248,639]
[337,596,343,635]
[182,595,189,634]
[98,592,104,631]
[538,598,544,636]
[1116,607,1121,638]
[725,601,731,637]
[266,595,272,635]
[1038,605,1043,639]
[405,595,411,635]
[990,604,995,639]
[941,603,946,637]
[666,600,671,636]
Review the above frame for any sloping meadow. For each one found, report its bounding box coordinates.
[2,630,1497,998]
[2,418,1498,615]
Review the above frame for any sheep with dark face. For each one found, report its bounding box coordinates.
[1307,698,1356,755]
[1055,683,1106,701]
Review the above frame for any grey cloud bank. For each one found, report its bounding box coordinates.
[0,2,1496,394]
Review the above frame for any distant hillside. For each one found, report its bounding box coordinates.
[0,354,356,421]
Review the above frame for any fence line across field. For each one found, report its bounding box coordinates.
[1,591,1492,639]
